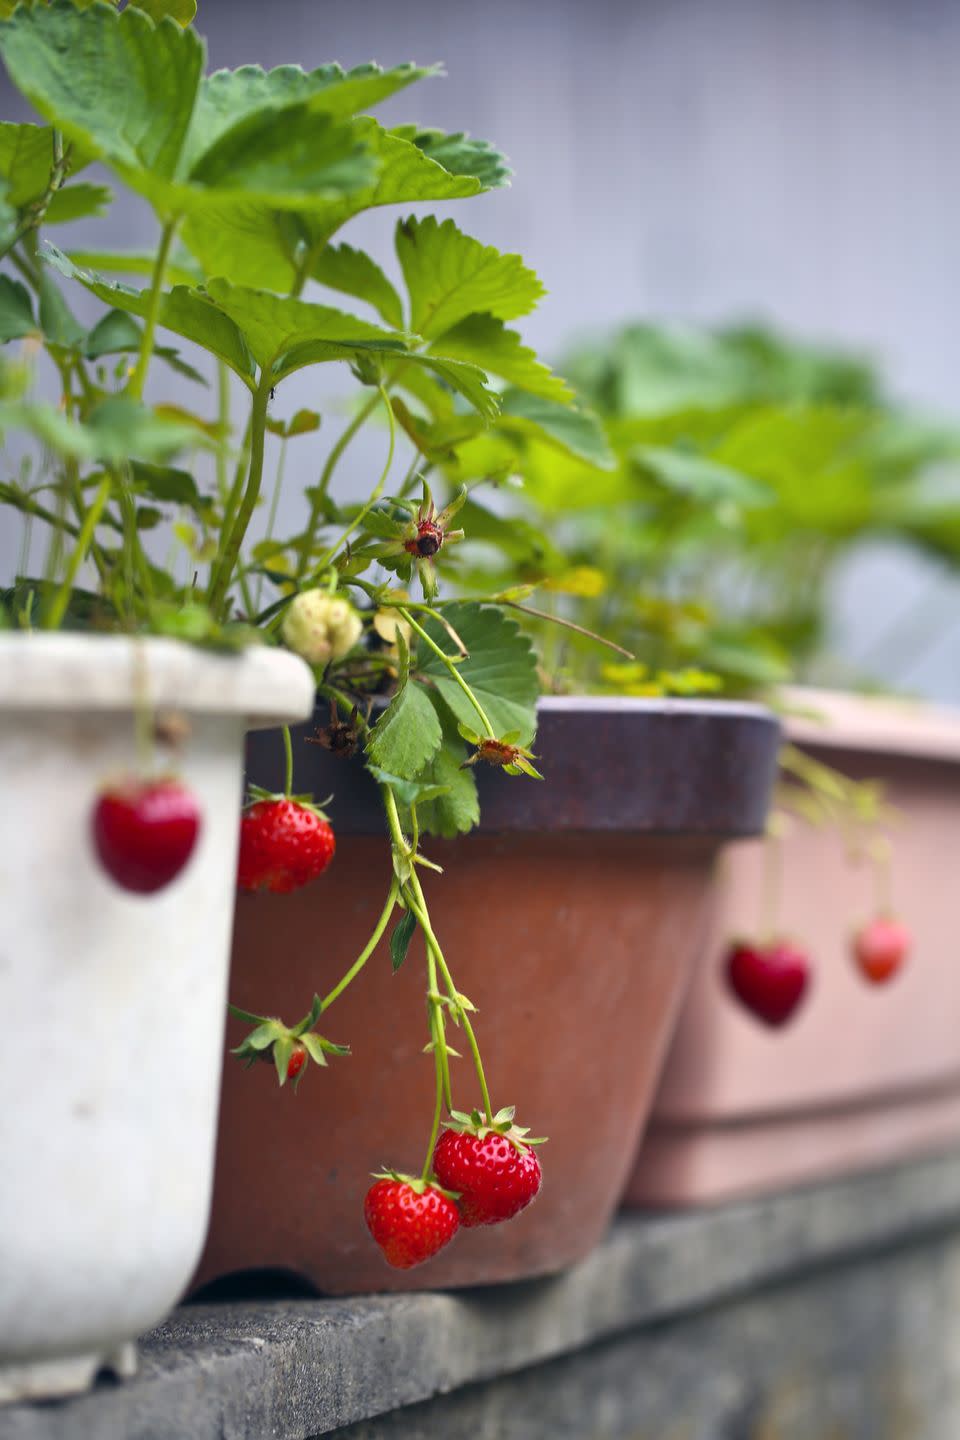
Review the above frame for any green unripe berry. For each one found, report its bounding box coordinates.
[282,590,363,666]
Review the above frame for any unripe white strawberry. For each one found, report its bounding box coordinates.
[281,590,363,666]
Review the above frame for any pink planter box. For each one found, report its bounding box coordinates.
[626,689,960,1208]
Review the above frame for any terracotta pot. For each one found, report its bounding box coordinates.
[626,688,960,1208]
[197,698,779,1294]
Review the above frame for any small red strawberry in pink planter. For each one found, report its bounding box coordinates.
[433,1106,544,1227]
[92,777,201,895]
[364,1174,460,1269]
[725,940,811,1028]
[853,916,911,986]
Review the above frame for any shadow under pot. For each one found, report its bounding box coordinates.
[195,696,780,1295]
[626,688,960,1209]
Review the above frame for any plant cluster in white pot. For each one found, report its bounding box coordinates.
[0,0,651,1402]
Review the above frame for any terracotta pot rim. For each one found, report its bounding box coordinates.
[248,695,781,837]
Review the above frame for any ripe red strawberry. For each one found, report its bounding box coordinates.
[92,778,201,895]
[433,1124,542,1227]
[853,917,910,985]
[726,940,810,1027]
[363,1176,460,1269]
[287,1043,307,1082]
[238,798,335,894]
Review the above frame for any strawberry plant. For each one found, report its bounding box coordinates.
[454,320,960,698]
[0,0,616,1266]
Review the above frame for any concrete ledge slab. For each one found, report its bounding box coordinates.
[3,1151,960,1440]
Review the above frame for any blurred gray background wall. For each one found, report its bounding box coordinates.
[3,0,960,697]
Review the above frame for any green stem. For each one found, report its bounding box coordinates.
[296,388,382,578]
[0,131,72,267]
[308,385,395,576]
[208,373,272,618]
[42,475,110,630]
[282,725,294,796]
[220,414,253,557]
[406,870,493,1125]
[215,361,231,503]
[254,434,289,612]
[127,216,178,402]
[319,880,399,1012]
[421,1000,445,1184]
[398,606,496,738]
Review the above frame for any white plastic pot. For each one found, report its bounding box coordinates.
[0,635,314,1403]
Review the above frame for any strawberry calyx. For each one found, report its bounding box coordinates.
[442,1105,547,1151]
[228,993,349,1091]
[457,725,544,780]
[242,784,333,822]
[370,1169,460,1203]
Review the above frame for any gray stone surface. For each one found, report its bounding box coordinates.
[2,1152,960,1440]
[336,1241,960,1440]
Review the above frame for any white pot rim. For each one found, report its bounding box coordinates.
[0,633,315,730]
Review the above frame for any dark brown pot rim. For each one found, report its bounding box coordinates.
[247,694,781,838]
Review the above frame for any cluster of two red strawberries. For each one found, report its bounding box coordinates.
[364,1125,543,1269]
[725,917,912,1028]
[92,780,334,896]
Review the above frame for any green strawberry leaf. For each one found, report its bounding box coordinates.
[45,182,112,224]
[0,4,378,222]
[0,120,92,206]
[398,352,499,421]
[632,445,774,507]
[0,394,204,463]
[312,243,404,329]
[37,267,84,347]
[83,309,207,385]
[265,408,321,439]
[431,314,573,405]
[0,1,204,198]
[391,125,511,189]
[68,247,204,286]
[129,0,197,25]
[497,389,616,469]
[42,244,257,385]
[396,215,544,339]
[365,766,452,808]
[203,277,410,377]
[365,674,443,779]
[414,703,481,838]
[179,118,508,291]
[187,63,436,165]
[0,275,36,342]
[389,909,417,973]
[416,602,539,746]
[128,461,212,517]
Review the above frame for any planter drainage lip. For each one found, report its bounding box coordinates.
[0,634,315,731]
[250,694,781,836]
[781,685,960,764]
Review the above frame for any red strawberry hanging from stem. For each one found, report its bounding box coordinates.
[724,816,812,1028]
[852,838,910,986]
[237,726,335,894]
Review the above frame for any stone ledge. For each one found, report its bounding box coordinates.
[3,1151,960,1440]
